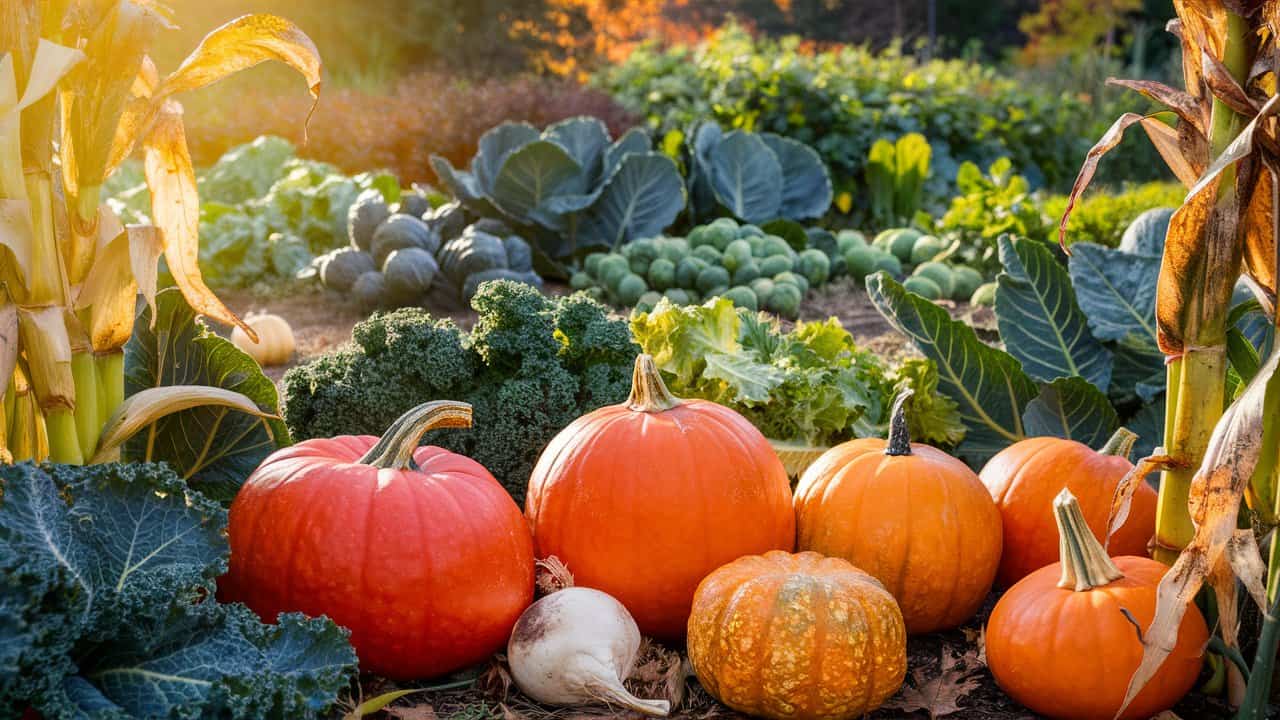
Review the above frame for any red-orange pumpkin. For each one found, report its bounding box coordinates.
[980,427,1156,587]
[223,401,534,680]
[525,354,795,639]
[986,489,1207,720]
[794,391,1002,633]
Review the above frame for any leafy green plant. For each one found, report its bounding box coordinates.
[123,289,291,504]
[0,461,356,718]
[683,123,832,225]
[931,158,1054,277]
[107,137,402,288]
[431,117,685,270]
[866,133,931,228]
[869,234,1273,466]
[281,280,639,501]
[596,22,1103,217]
[629,297,964,450]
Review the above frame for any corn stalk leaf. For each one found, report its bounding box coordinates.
[143,100,253,340]
[1243,165,1278,304]
[16,305,74,409]
[74,210,163,352]
[0,199,34,289]
[0,285,15,394]
[1106,453,1174,549]
[156,14,321,106]
[122,289,290,503]
[867,272,1037,467]
[1105,78,1207,136]
[1119,343,1280,716]
[995,235,1113,388]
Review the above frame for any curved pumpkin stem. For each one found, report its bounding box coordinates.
[1099,426,1139,459]
[358,400,473,470]
[627,354,682,413]
[1054,488,1123,591]
[884,388,914,457]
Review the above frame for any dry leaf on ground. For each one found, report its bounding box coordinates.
[887,647,984,719]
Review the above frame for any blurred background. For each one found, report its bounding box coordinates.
[153,0,1178,192]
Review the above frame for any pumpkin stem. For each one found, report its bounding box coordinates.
[884,388,915,456]
[627,354,682,412]
[1100,427,1139,459]
[1054,488,1124,591]
[357,400,473,470]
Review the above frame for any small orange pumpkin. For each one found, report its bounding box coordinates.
[980,427,1156,587]
[986,488,1207,720]
[526,354,795,639]
[794,391,1002,633]
[687,550,906,720]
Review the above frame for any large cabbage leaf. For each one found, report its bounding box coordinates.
[544,116,610,185]
[761,133,832,220]
[471,121,540,193]
[124,289,291,504]
[707,130,783,223]
[0,462,356,718]
[576,153,686,250]
[995,235,1113,389]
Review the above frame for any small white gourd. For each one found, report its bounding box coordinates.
[230,313,295,367]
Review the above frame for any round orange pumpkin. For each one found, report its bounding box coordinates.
[525,354,795,639]
[687,550,907,720]
[980,427,1156,587]
[224,401,534,680]
[794,391,1002,633]
[986,488,1207,720]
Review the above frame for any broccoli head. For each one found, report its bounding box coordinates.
[281,280,639,501]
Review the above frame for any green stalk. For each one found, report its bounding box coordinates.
[1154,10,1253,565]
[95,350,123,432]
[70,351,99,460]
[1235,592,1280,720]
[44,408,81,464]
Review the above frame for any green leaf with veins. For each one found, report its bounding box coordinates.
[124,288,290,503]
[867,271,1037,467]
[995,235,1113,389]
[1021,376,1118,447]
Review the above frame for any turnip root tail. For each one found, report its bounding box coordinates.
[587,679,672,717]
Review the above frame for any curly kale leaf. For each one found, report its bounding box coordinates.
[0,462,356,719]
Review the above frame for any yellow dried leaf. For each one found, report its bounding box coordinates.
[16,305,74,410]
[0,198,34,292]
[142,99,253,340]
[1106,453,1174,551]
[89,385,280,464]
[158,14,321,108]
[1243,166,1277,302]
[1106,79,1207,136]
[74,208,163,352]
[1141,116,1205,188]
[1119,346,1280,716]
[0,286,16,399]
[1059,113,1147,247]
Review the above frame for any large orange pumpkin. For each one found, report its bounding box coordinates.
[223,401,534,679]
[986,489,1207,720]
[526,354,795,639]
[980,427,1156,587]
[794,391,1002,633]
[687,551,907,720]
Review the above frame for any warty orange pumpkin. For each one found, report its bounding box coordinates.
[223,400,534,680]
[794,391,1002,633]
[985,488,1207,720]
[980,427,1156,587]
[687,550,907,720]
[525,354,795,639]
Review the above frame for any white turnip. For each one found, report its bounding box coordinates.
[507,587,670,717]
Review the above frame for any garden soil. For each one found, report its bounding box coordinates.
[221,280,1231,719]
